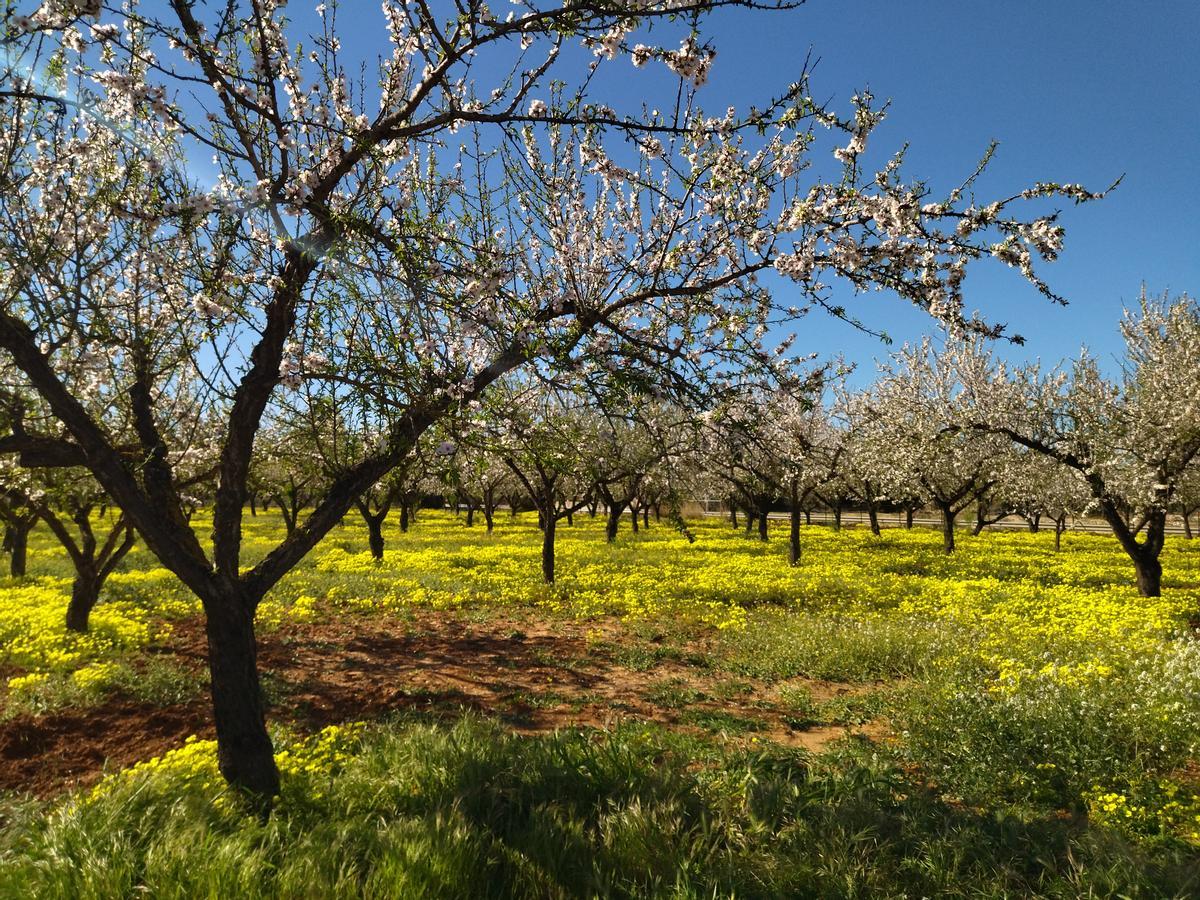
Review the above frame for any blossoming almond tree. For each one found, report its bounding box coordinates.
[0,0,1105,803]
[860,339,1008,553]
[954,293,1200,595]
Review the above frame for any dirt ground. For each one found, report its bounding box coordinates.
[0,611,887,797]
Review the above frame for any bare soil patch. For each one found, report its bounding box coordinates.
[0,610,889,797]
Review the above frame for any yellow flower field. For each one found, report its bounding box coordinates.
[4,508,1199,845]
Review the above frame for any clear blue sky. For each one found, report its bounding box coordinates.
[694,0,1200,381]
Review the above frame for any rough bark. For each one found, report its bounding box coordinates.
[204,592,280,806]
[65,567,100,633]
[866,503,881,537]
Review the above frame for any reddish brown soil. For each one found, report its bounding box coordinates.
[0,610,887,798]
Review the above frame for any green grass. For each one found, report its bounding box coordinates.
[2,716,1197,899]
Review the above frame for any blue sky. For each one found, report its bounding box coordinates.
[692,0,1199,381]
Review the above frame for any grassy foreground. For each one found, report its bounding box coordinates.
[1,717,1197,898]
[1,511,1200,895]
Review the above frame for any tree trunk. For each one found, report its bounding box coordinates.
[938,503,956,554]
[1132,551,1163,597]
[866,503,881,537]
[484,494,495,534]
[65,568,100,633]
[367,515,385,560]
[1183,510,1194,540]
[745,509,755,535]
[204,594,280,806]
[643,507,650,528]
[399,504,410,533]
[758,509,769,542]
[789,504,801,566]
[249,493,258,517]
[1054,517,1066,551]
[972,503,988,536]
[630,507,639,533]
[542,513,556,584]
[6,521,30,578]
[566,508,574,527]
[729,505,738,529]
[905,507,915,529]
[466,505,475,527]
[832,503,843,532]
[606,505,623,543]
[803,508,811,526]
[1028,513,1041,533]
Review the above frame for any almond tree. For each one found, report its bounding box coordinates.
[0,1,1105,803]
[956,293,1200,595]
[495,383,592,583]
[862,340,1006,553]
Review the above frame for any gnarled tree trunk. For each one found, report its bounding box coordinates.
[65,566,100,633]
[204,590,280,805]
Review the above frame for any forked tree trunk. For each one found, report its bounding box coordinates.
[204,592,280,805]
[1027,513,1041,533]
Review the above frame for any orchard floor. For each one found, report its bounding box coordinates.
[0,607,886,797]
[2,511,1200,896]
